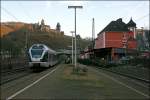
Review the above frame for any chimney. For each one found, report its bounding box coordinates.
[117,18,122,22]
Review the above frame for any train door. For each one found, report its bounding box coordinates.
[48,52,50,67]
[51,54,54,66]
[49,53,53,66]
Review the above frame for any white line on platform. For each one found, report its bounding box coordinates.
[130,79,149,88]
[110,71,149,88]
[99,71,150,98]
[6,66,60,100]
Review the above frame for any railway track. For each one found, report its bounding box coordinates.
[1,66,30,85]
[85,60,150,83]
[96,66,150,83]
[1,59,64,85]
[1,65,29,75]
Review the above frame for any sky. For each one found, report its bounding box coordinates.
[1,0,149,38]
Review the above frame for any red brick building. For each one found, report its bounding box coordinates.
[92,18,138,63]
[95,18,137,49]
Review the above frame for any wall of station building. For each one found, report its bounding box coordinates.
[95,31,137,49]
[105,32,123,48]
[95,32,105,48]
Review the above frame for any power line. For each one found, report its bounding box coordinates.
[122,2,146,21]
[135,13,149,22]
[2,7,20,22]
[18,2,34,21]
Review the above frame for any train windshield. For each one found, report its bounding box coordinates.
[31,49,43,58]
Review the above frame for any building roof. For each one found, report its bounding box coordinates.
[98,18,129,35]
[126,18,136,27]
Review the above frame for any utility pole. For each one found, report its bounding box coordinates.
[68,6,83,69]
[92,18,95,49]
[70,31,74,65]
[25,31,28,51]
[92,18,95,59]
[25,30,29,57]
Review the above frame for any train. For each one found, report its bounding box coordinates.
[28,44,58,71]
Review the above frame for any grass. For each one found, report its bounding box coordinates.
[61,64,105,88]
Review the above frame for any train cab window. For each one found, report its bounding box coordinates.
[31,49,43,58]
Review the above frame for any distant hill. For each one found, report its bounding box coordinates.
[1,22,91,56]
[1,25,14,37]
[1,22,26,37]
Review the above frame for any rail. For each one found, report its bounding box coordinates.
[97,67,150,83]
[78,59,150,83]
[0,55,30,85]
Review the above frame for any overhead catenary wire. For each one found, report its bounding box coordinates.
[2,7,20,22]
[17,2,35,22]
[135,13,149,22]
[122,2,148,22]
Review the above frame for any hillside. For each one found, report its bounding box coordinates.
[1,22,26,37]
[1,25,14,37]
[1,22,90,55]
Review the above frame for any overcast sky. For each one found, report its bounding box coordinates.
[1,1,149,38]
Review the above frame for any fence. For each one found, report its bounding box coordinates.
[0,51,28,72]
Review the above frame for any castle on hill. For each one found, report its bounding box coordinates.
[28,19,64,36]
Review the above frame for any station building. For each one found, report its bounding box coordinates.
[82,18,138,63]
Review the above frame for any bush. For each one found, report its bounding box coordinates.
[72,66,88,75]
[129,58,150,68]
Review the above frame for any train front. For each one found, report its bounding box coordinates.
[28,44,47,68]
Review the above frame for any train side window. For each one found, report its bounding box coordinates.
[42,52,48,62]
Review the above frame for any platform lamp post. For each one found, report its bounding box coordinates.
[24,31,28,53]
[70,31,74,65]
[68,6,83,69]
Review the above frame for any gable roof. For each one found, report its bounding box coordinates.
[98,18,129,35]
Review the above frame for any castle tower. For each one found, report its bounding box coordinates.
[40,19,45,31]
[56,22,61,32]
[127,17,136,38]
[41,19,45,26]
